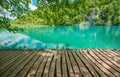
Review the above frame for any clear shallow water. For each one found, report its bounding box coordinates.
[0,26,120,49]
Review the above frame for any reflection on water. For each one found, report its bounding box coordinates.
[0,26,120,49]
[0,31,60,49]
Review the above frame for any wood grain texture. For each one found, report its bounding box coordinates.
[0,49,119,77]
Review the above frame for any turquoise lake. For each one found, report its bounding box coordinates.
[0,26,120,49]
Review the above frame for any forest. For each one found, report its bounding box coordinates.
[12,0,120,26]
[1,0,120,31]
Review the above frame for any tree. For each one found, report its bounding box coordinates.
[11,0,120,26]
[0,0,30,31]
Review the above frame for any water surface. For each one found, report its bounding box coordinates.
[0,26,120,49]
[22,26,120,49]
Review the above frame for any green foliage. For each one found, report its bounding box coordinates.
[12,0,120,26]
[0,16,23,32]
[0,0,30,17]
[0,0,30,31]
[1,0,120,27]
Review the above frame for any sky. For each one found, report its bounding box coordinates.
[32,0,37,6]
[29,0,37,10]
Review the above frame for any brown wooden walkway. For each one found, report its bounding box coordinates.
[0,49,120,77]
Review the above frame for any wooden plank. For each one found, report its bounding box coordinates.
[27,51,47,77]
[1,51,31,77]
[0,50,17,58]
[0,49,120,77]
[0,50,20,61]
[61,50,69,77]
[90,49,120,76]
[64,49,74,77]
[49,52,56,77]
[35,51,49,77]
[77,49,102,77]
[71,50,93,77]
[0,50,20,63]
[16,51,40,77]
[0,51,25,77]
[68,50,81,77]
[96,49,120,69]
[104,49,120,58]
[100,49,116,59]
[8,51,37,77]
[86,49,115,77]
[80,49,107,77]
[56,50,62,77]
[42,52,53,77]
[26,51,41,77]
[0,51,23,71]
[107,49,120,58]
[102,49,120,64]
[108,49,120,56]
[0,50,14,59]
[110,49,120,54]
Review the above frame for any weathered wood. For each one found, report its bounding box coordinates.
[103,49,120,64]
[78,49,103,77]
[90,49,120,77]
[0,51,29,76]
[41,52,53,77]
[0,49,120,77]
[61,50,69,77]
[87,49,115,77]
[0,51,31,77]
[49,52,56,77]
[96,49,120,71]
[105,49,120,58]
[0,50,21,64]
[64,50,74,77]
[8,51,36,77]
[0,51,23,71]
[80,49,107,77]
[17,51,40,77]
[109,49,120,55]
[72,50,92,77]
[0,50,14,59]
[108,49,120,56]
[26,51,42,77]
[56,50,62,77]
[35,51,48,77]
[68,50,81,77]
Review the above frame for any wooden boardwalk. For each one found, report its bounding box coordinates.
[0,49,120,77]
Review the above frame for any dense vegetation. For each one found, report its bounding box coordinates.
[12,0,120,26]
[0,0,30,31]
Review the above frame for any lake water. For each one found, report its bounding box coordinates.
[0,26,120,49]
